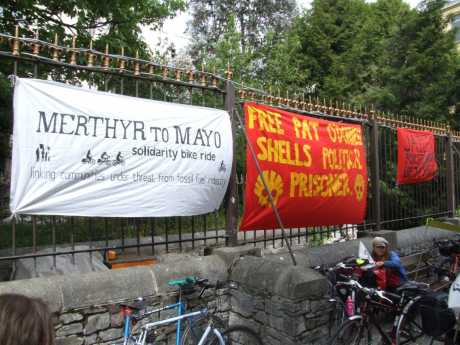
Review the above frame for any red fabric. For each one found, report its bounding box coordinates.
[374,268,387,290]
[239,102,368,231]
[386,269,401,289]
[397,128,438,185]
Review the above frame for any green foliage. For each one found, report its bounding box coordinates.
[0,72,12,162]
[187,0,297,82]
[382,0,457,120]
[0,212,226,250]
[188,0,459,123]
[283,0,458,120]
[293,0,371,96]
[0,0,185,49]
[188,0,297,54]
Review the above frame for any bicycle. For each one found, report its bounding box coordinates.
[313,257,386,330]
[118,276,226,345]
[431,239,460,289]
[329,278,431,345]
[390,239,460,345]
[399,242,460,345]
[116,306,263,345]
[411,238,460,293]
[312,263,347,336]
[394,290,457,345]
[314,257,382,336]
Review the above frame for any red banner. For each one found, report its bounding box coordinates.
[397,128,438,185]
[240,102,368,231]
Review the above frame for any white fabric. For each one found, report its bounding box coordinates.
[10,78,233,217]
[358,241,375,264]
[449,274,460,315]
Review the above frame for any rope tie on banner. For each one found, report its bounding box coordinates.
[232,106,297,266]
[8,74,17,87]
[3,213,18,224]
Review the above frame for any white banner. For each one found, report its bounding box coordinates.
[10,78,233,217]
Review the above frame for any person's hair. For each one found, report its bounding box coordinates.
[372,243,390,261]
[0,293,54,345]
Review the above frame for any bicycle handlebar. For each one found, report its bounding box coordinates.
[337,279,397,305]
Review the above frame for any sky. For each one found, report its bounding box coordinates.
[141,0,422,53]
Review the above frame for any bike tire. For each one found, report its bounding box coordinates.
[329,299,346,337]
[443,330,459,345]
[395,299,444,345]
[217,325,263,345]
[329,318,370,345]
[181,315,226,345]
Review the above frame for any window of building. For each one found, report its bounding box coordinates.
[453,14,460,43]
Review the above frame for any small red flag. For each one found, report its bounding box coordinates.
[397,128,438,185]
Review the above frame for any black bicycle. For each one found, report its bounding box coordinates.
[329,278,433,345]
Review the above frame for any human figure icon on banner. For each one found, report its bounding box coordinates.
[81,150,95,164]
[35,144,50,162]
[218,160,226,173]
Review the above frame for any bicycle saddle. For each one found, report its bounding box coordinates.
[168,276,197,287]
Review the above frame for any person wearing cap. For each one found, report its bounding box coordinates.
[372,237,408,289]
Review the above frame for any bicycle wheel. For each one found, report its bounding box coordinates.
[219,325,263,345]
[329,299,346,337]
[181,315,226,345]
[395,300,443,345]
[330,318,370,345]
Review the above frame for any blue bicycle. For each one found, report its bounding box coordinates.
[118,277,226,345]
[122,308,263,345]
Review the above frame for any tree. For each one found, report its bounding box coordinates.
[346,0,411,109]
[267,0,458,122]
[384,0,458,121]
[0,0,186,172]
[187,0,297,79]
[0,0,185,51]
[188,0,297,52]
[288,0,370,98]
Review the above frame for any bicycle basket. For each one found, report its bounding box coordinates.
[418,292,456,337]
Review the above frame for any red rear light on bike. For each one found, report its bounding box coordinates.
[121,307,133,317]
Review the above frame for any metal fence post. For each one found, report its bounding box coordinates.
[446,131,455,217]
[369,111,381,231]
[225,81,238,246]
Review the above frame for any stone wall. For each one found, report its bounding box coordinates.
[0,224,457,345]
[0,254,228,345]
[53,290,231,345]
[228,255,329,345]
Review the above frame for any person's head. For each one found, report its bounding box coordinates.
[0,293,54,345]
[372,237,389,260]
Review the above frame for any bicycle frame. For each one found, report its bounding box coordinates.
[136,309,225,345]
[122,300,185,345]
[369,301,398,344]
[339,279,424,345]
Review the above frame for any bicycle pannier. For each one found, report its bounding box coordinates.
[418,291,456,337]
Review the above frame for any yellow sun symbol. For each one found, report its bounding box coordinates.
[354,174,365,202]
[254,170,284,207]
